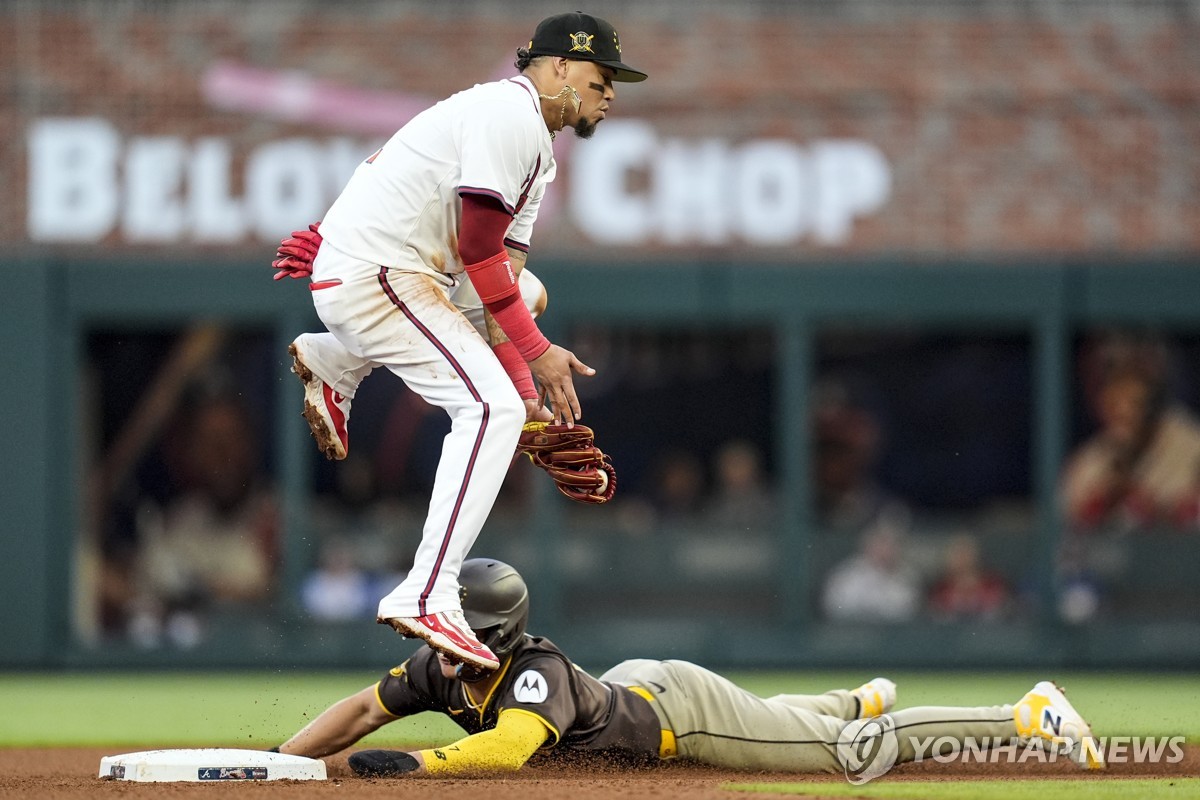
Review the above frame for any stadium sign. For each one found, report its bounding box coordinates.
[27,117,890,249]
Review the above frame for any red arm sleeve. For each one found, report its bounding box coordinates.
[460,191,545,383]
[459,192,550,363]
[459,192,514,265]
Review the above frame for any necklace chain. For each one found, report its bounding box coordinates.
[541,85,575,140]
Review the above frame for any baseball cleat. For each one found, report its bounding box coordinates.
[851,677,897,718]
[1014,681,1105,770]
[380,610,500,671]
[288,338,350,460]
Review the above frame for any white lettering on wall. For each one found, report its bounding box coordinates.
[656,137,729,245]
[28,118,121,241]
[571,119,656,245]
[812,141,891,244]
[123,137,187,241]
[189,138,245,242]
[26,118,364,244]
[734,141,812,245]
[245,139,328,241]
[26,117,891,247]
[571,120,891,247]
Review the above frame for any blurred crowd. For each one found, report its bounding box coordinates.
[88,335,275,647]
[86,326,1200,647]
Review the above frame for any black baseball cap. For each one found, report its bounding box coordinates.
[527,11,648,83]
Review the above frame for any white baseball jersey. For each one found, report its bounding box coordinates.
[318,75,557,280]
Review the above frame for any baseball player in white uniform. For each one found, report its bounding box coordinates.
[282,12,647,672]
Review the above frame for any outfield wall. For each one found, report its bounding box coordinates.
[3,257,1199,670]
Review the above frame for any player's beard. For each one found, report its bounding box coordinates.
[573,117,598,139]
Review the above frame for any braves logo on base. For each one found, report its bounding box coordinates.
[198,767,269,780]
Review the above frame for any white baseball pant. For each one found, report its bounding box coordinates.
[301,247,531,617]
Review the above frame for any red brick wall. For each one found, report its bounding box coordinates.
[3,5,1197,258]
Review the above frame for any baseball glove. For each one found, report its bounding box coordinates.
[516,421,617,504]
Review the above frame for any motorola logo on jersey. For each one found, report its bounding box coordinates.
[513,670,549,704]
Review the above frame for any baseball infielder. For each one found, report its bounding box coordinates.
[279,12,647,671]
[275,559,1105,775]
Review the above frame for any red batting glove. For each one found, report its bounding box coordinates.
[271,222,322,280]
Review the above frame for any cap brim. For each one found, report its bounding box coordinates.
[599,60,648,83]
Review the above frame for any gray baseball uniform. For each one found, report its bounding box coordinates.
[374,635,1019,773]
[601,658,1018,772]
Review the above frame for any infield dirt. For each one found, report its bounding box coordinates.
[1,744,1196,799]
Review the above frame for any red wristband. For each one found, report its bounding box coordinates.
[488,293,551,361]
[464,251,519,304]
[492,341,536,400]
[466,251,550,362]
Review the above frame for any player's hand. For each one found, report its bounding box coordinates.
[524,397,554,423]
[271,221,322,280]
[529,344,595,425]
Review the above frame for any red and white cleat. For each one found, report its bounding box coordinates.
[288,336,350,461]
[381,609,500,671]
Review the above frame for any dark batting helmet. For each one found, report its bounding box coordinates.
[459,558,530,658]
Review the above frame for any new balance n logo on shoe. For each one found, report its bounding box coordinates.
[1043,708,1063,736]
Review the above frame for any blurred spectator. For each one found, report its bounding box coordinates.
[603,447,707,536]
[129,390,278,647]
[307,452,422,618]
[704,438,777,531]
[813,376,914,537]
[1061,331,1200,533]
[1055,536,1104,625]
[926,534,1011,622]
[301,538,374,622]
[312,454,421,575]
[648,448,707,525]
[821,525,921,622]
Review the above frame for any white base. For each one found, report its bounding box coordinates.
[98,748,327,782]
